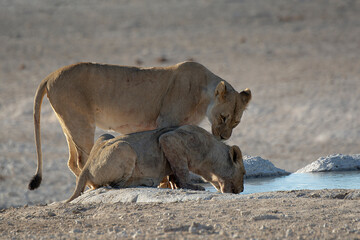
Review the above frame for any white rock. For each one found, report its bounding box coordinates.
[244,156,290,178]
[296,154,360,173]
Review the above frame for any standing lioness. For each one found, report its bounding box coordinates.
[29,61,251,190]
[66,125,246,203]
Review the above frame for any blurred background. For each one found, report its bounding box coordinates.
[0,0,359,207]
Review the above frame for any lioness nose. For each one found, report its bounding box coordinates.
[233,186,244,194]
[220,130,231,140]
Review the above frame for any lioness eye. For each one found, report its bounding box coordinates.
[220,115,227,123]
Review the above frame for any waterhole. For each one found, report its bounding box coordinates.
[203,171,360,194]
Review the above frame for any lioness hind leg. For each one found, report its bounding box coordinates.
[159,134,205,191]
[65,137,81,176]
[64,131,94,177]
[61,121,95,177]
[51,95,95,176]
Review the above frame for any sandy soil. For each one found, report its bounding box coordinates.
[1,189,360,239]
[0,0,360,239]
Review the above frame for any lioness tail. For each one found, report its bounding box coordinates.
[28,76,49,190]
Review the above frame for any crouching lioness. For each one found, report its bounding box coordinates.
[66,125,246,203]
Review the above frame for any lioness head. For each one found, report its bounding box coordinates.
[227,145,246,193]
[209,81,251,140]
[212,145,246,194]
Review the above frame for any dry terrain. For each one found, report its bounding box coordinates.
[1,189,360,239]
[0,0,359,239]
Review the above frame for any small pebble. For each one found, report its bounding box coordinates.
[47,211,56,217]
[219,230,228,236]
[75,220,82,224]
[241,211,251,216]
[70,229,83,234]
[214,223,221,229]
[286,229,293,237]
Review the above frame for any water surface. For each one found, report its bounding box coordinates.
[203,171,360,194]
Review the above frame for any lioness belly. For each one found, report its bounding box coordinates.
[96,118,157,134]
[95,110,158,134]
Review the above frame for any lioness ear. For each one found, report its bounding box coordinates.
[215,81,227,101]
[239,88,252,105]
[229,145,242,164]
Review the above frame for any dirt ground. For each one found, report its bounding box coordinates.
[1,189,360,239]
[1,0,360,239]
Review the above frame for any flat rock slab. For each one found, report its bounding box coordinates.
[68,187,360,204]
[70,187,232,204]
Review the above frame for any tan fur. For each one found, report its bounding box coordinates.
[66,125,246,203]
[29,61,251,189]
